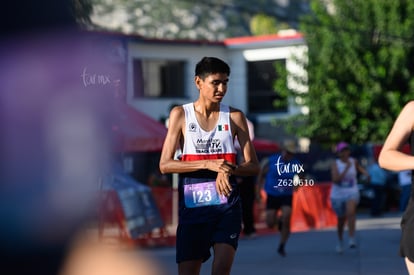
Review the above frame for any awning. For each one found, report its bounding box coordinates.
[252,138,280,153]
[112,104,167,152]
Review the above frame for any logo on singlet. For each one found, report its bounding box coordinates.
[230,233,238,239]
[189,122,197,132]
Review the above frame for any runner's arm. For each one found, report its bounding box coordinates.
[355,159,370,180]
[159,106,235,175]
[331,161,348,184]
[231,109,260,176]
[379,101,414,171]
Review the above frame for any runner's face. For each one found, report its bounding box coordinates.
[196,73,229,103]
[339,148,350,158]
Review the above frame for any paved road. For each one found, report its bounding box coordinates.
[137,213,408,275]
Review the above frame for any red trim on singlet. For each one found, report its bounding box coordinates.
[182,153,236,164]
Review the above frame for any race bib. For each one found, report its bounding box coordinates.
[184,181,228,208]
[342,177,356,187]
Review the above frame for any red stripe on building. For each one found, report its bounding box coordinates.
[224,33,303,46]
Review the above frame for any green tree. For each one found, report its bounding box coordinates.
[275,0,414,145]
[72,0,94,28]
[250,13,280,35]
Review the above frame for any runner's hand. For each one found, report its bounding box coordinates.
[206,159,236,175]
[216,172,232,196]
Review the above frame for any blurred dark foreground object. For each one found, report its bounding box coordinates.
[0,30,117,275]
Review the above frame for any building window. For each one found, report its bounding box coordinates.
[133,59,186,98]
[247,59,287,113]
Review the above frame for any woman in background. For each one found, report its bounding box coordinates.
[330,142,370,253]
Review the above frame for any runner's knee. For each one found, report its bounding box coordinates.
[265,211,277,228]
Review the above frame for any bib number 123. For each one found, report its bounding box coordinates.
[184,181,228,208]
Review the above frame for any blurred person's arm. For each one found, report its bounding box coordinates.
[60,234,164,275]
[379,101,414,171]
[331,160,348,184]
[355,159,370,182]
[255,158,269,201]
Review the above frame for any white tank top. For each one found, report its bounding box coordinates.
[181,103,236,164]
[330,157,359,199]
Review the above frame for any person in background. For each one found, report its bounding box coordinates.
[367,156,387,217]
[238,175,257,238]
[330,142,370,253]
[256,140,302,257]
[378,101,414,274]
[398,170,412,212]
